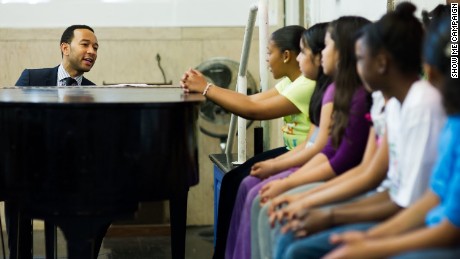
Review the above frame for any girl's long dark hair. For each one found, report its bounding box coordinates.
[302,22,333,126]
[329,16,371,147]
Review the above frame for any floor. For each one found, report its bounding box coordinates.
[0,225,214,259]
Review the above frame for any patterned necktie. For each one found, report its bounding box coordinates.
[64,77,78,86]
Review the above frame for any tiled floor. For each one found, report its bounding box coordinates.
[0,225,214,259]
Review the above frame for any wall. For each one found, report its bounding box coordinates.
[0,27,263,87]
[305,0,387,26]
[0,0,279,28]
[304,0,445,27]
[395,0,448,17]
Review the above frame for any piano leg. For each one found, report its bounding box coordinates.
[169,189,189,259]
[5,202,33,259]
[44,222,57,259]
[54,217,111,259]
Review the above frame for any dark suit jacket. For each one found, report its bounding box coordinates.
[15,66,95,86]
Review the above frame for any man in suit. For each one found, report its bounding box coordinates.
[8,24,102,258]
[15,24,98,87]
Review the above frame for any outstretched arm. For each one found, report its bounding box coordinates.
[180,69,300,120]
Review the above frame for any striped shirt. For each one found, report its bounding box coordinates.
[57,64,83,86]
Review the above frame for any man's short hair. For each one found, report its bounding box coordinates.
[60,25,94,45]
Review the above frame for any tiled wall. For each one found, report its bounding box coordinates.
[0,27,284,225]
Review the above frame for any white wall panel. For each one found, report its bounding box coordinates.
[0,0,279,27]
[304,0,446,27]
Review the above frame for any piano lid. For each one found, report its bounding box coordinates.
[0,86,204,105]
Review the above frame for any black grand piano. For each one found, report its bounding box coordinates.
[0,86,204,258]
